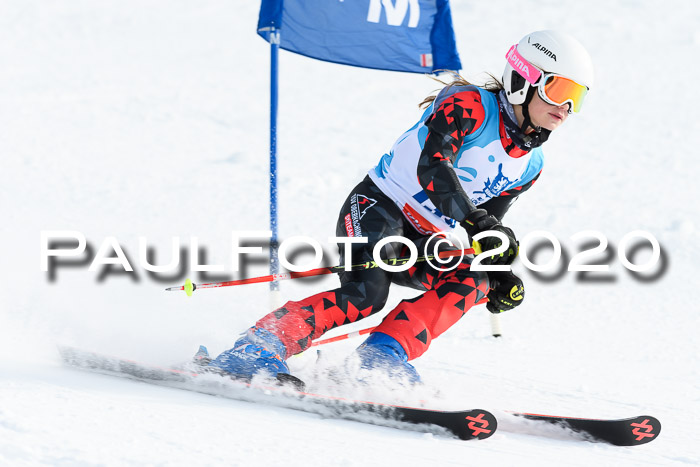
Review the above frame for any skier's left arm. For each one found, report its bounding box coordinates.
[479,171,541,312]
[486,270,525,313]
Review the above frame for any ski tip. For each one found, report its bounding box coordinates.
[511,412,662,446]
[625,415,661,446]
[196,345,209,357]
[456,410,497,441]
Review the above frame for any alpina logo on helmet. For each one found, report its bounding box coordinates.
[505,45,542,85]
[532,43,557,61]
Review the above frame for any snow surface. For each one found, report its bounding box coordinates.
[2,0,699,465]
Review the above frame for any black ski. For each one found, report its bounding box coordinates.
[58,346,496,441]
[511,412,661,446]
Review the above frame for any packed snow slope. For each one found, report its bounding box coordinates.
[2,0,699,465]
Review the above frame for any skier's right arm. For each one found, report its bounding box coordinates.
[416,91,484,222]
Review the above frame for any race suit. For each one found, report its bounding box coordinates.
[256,85,544,360]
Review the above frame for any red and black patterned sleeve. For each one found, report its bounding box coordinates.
[417,90,486,222]
[479,171,542,221]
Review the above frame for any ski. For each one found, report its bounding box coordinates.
[58,346,496,441]
[510,412,661,446]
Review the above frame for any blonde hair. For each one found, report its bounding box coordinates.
[419,71,504,109]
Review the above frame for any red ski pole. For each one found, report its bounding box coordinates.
[309,326,376,347]
[166,248,474,296]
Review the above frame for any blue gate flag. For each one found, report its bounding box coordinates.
[257,0,462,73]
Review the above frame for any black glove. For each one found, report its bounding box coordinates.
[486,270,525,313]
[461,209,518,265]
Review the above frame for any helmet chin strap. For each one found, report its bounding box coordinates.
[520,86,551,145]
[497,89,549,151]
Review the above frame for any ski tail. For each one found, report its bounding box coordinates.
[193,345,212,365]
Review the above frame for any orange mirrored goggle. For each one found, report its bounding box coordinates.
[538,73,588,113]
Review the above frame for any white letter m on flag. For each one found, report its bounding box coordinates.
[367,0,420,28]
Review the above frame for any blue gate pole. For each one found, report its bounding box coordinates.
[269,28,281,308]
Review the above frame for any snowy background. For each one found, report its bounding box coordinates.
[2,0,699,465]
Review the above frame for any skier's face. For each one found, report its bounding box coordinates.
[528,92,570,131]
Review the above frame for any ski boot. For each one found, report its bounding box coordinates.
[355,332,421,384]
[208,327,290,380]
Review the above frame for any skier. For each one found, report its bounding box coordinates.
[209,30,594,383]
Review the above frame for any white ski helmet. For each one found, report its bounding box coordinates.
[503,30,594,111]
